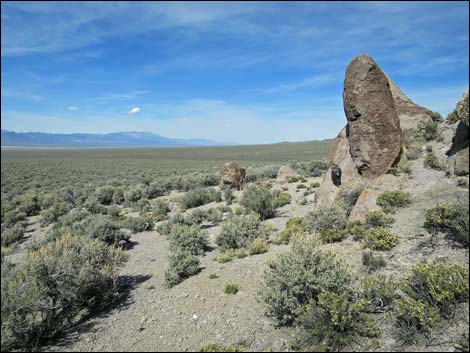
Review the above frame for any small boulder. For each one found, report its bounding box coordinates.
[349,174,402,223]
[219,162,246,190]
[276,165,299,182]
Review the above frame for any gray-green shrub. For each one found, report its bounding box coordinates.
[112,188,125,204]
[362,251,386,272]
[364,227,399,250]
[179,187,222,210]
[123,216,154,233]
[248,237,268,255]
[298,291,377,351]
[258,237,351,326]
[168,224,208,256]
[272,189,292,208]
[396,261,469,336]
[240,185,278,220]
[376,190,412,213]
[362,274,398,310]
[40,202,70,225]
[3,210,27,228]
[95,186,115,205]
[424,149,443,170]
[365,210,395,229]
[307,203,348,234]
[145,182,164,199]
[124,186,143,203]
[424,201,469,247]
[164,248,200,288]
[216,213,265,251]
[17,192,41,216]
[1,224,26,247]
[290,160,328,177]
[1,235,127,351]
[73,214,128,244]
[153,198,171,221]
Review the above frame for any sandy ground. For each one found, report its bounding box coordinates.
[6,166,469,352]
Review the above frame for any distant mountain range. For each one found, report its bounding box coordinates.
[1,130,230,147]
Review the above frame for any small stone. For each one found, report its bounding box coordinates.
[192,314,198,321]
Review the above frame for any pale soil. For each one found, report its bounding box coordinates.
[9,177,321,352]
[6,163,469,352]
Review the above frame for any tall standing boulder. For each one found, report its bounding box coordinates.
[343,54,403,179]
[219,162,246,190]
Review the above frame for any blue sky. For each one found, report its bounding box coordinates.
[1,1,469,144]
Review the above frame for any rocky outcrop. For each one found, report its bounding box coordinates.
[349,174,402,222]
[276,165,299,182]
[315,54,438,210]
[446,89,469,176]
[456,89,469,125]
[450,148,469,176]
[343,54,403,178]
[448,120,469,156]
[315,127,360,206]
[219,162,246,190]
[387,75,433,144]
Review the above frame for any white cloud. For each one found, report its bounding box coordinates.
[1,2,260,56]
[97,90,149,100]
[128,107,141,114]
[1,89,44,102]
[261,72,341,93]
[67,106,78,111]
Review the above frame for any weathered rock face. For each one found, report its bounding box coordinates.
[315,127,361,206]
[343,54,403,178]
[387,75,433,144]
[454,147,469,176]
[448,147,469,176]
[349,174,402,222]
[276,165,299,182]
[448,120,469,156]
[447,90,469,173]
[456,89,469,125]
[219,162,246,190]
